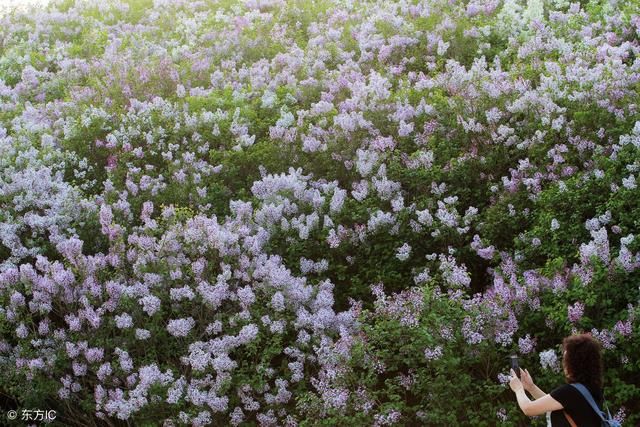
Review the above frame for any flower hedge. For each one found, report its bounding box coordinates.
[0,0,639,425]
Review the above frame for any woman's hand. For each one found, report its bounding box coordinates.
[520,368,535,392]
[509,368,524,393]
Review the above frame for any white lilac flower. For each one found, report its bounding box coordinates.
[115,314,133,329]
[167,318,196,337]
[396,243,412,261]
[539,349,560,372]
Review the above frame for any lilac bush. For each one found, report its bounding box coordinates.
[1,0,639,425]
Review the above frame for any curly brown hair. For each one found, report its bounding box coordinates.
[562,333,604,391]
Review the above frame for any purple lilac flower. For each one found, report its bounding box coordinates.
[568,302,585,323]
[373,409,401,427]
[140,295,161,316]
[614,319,632,337]
[613,407,626,425]
[85,348,104,363]
[424,346,443,361]
[518,334,536,354]
[591,328,616,350]
[16,323,29,339]
[497,372,511,385]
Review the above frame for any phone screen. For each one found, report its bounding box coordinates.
[510,356,519,378]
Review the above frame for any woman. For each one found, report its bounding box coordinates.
[509,333,605,426]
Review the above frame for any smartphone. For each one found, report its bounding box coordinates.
[510,355,520,378]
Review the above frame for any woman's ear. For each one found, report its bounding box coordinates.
[563,364,574,382]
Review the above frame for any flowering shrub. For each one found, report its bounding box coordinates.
[1,0,639,425]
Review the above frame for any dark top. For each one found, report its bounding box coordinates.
[549,383,604,426]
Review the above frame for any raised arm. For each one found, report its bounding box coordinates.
[510,369,564,416]
[520,368,546,399]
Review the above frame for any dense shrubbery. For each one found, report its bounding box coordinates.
[0,0,639,425]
